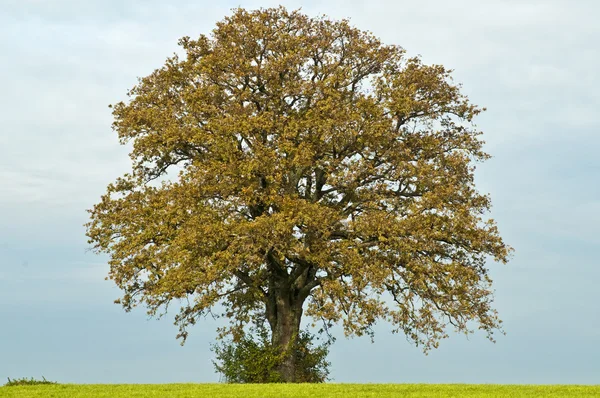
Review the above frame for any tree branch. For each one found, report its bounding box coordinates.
[234,270,267,299]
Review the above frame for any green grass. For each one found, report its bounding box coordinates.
[1,384,600,397]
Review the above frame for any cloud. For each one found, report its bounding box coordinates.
[20,261,109,282]
[1,0,597,260]
[0,0,599,382]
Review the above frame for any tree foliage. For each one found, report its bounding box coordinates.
[86,6,511,381]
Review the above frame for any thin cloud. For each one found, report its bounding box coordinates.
[0,0,598,383]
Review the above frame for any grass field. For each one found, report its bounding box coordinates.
[1,384,600,397]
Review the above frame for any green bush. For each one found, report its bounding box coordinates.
[212,325,331,383]
[4,376,57,387]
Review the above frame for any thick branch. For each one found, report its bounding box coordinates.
[234,270,267,299]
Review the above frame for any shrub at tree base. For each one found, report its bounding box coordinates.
[213,326,331,383]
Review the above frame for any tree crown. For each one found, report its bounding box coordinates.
[87,6,512,352]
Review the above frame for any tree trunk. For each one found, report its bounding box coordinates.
[267,286,304,382]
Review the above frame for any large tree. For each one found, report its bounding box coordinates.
[86,6,511,382]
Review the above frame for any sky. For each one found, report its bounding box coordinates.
[1,0,599,384]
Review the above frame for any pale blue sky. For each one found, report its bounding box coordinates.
[1,0,599,384]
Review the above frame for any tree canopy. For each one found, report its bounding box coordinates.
[86,6,511,382]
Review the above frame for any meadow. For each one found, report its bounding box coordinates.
[1,384,600,397]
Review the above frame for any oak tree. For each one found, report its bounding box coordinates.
[86,6,512,382]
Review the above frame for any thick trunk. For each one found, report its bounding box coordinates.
[263,250,317,382]
[266,286,304,382]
